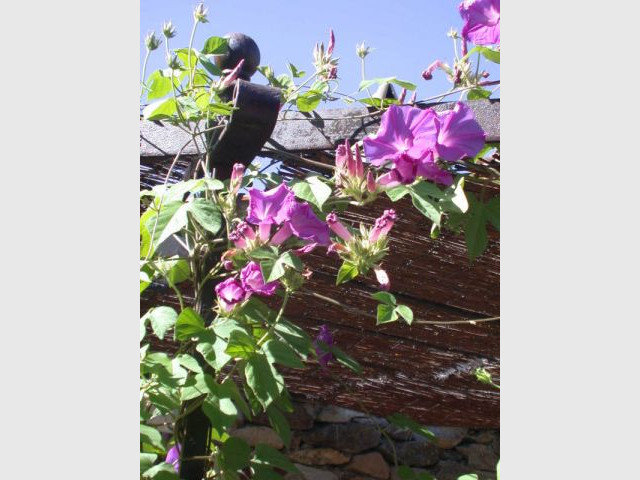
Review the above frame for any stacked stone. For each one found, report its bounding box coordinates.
[228,403,499,480]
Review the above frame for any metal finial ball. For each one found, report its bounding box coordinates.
[214,33,261,80]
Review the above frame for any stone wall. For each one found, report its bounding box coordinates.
[229,403,499,480]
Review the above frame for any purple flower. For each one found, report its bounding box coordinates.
[246,184,295,226]
[240,261,278,296]
[376,151,453,187]
[314,324,334,367]
[459,0,500,46]
[434,102,486,161]
[286,201,331,245]
[215,277,248,312]
[363,105,438,167]
[247,184,295,242]
[166,444,181,472]
[369,210,397,243]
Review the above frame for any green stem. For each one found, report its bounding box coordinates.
[187,20,198,90]
[140,49,151,99]
[257,290,291,347]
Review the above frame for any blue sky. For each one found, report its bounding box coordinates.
[140,0,499,107]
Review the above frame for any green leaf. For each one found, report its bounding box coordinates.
[175,48,199,71]
[336,262,358,285]
[174,308,206,341]
[149,306,178,340]
[410,193,442,226]
[387,413,436,442]
[485,197,499,230]
[464,194,488,261]
[177,354,203,373]
[442,177,469,214]
[245,354,281,409]
[263,339,305,369]
[181,372,210,401]
[140,453,157,474]
[263,251,302,283]
[386,185,411,202]
[396,465,417,480]
[196,341,217,369]
[146,70,173,100]
[456,476,479,480]
[143,98,178,121]
[225,330,257,360]
[464,45,500,64]
[198,54,223,76]
[145,201,187,250]
[142,462,179,480]
[467,88,491,100]
[202,36,229,55]
[274,320,313,358]
[188,198,222,234]
[497,460,500,480]
[376,304,398,325]
[249,246,280,261]
[287,63,305,78]
[291,176,332,210]
[253,444,299,473]
[252,465,285,480]
[219,436,251,471]
[265,405,292,448]
[395,305,414,325]
[358,77,416,92]
[411,181,446,200]
[371,292,396,306]
[140,424,164,450]
[296,90,323,112]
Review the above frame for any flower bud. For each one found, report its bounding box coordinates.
[356,42,371,59]
[474,367,494,385]
[229,230,247,249]
[230,163,244,195]
[374,267,390,291]
[223,260,234,271]
[354,144,364,179]
[314,325,334,367]
[327,29,335,56]
[193,2,209,23]
[220,59,245,90]
[145,31,161,51]
[328,66,338,79]
[481,70,490,78]
[326,212,353,242]
[166,54,181,70]
[366,170,377,193]
[162,20,177,39]
[447,28,459,39]
[369,209,396,243]
[398,88,407,104]
[422,60,443,81]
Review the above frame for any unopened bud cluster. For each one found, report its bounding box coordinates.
[145,32,161,51]
[313,29,339,80]
[333,139,380,205]
[326,210,396,289]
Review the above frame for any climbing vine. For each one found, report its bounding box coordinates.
[140,2,500,479]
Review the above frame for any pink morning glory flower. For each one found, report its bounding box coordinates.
[434,102,486,161]
[459,0,500,46]
[166,444,181,472]
[246,184,295,241]
[363,105,438,167]
[215,277,249,312]
[314,324,334,367]
[376,151,453,187]
[246,184,295,226]
[240,261,278,296]
[285,200,331,245]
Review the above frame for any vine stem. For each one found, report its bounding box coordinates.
[308,291,499,326]
[140,49,151,99]
[257,289,291,347]
[187,20,198,89]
